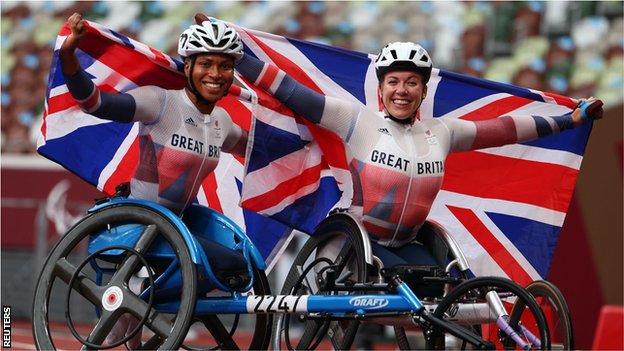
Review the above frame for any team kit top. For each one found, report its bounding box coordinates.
[65,69,246,214]
[236,54,578,247]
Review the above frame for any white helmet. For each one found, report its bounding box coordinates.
[374,42,432,83]
[178,18,243,60]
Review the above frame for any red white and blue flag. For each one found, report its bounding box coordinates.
[38,20,592,282]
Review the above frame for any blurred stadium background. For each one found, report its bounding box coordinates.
[1,1,622,349]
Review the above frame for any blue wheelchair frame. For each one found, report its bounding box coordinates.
[87,197,265,293]
[82,197,539,350]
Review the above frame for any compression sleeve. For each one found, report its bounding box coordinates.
[441,113,576,152]
[236,53,361,141]
[64,68,136,123]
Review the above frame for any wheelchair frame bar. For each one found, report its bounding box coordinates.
[155,281,423,315]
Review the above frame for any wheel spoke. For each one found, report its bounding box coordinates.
[201,315,239,350]
[123,293,173,338]
[297,320,324,349]
[111,225,159,284]
[84,310,120,346]
[54,258,103,305]
[140,334,164,350]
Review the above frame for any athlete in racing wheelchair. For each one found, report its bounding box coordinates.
[225,13,600,348]
[33,14,271,350]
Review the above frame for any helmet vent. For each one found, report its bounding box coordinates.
[217,38,230,47]
[390,49,398,59]
[408,50,416,60]
[189,40,202,48]
[422,55,429,63]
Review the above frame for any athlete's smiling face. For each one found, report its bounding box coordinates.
[185,53,235,104]
[379,71,427,121]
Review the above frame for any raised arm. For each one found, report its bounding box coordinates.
[59,13,161,124]
[235,52,361,141]
[441,99,602,152]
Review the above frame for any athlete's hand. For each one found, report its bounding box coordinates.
[195,13,209,25]
[61,13,88,52]
[572,97,603,125]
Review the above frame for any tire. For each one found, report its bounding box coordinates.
[510,280,573,350]
[182,266,273,350]
[273,215,369,350]
[426,276,550,350]
[32,205,197,350]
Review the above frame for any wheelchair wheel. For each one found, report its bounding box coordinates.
[32,205,197,350]
[181,265,272,350]
[426,276,550,350]
[510,280,573,350]
[273,215,369,350]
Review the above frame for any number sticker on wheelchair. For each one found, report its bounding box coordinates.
[246,295,309,313]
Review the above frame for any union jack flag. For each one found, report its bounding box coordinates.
[38,20,592,282]
[231,25,592,284]
[37,20,290,267]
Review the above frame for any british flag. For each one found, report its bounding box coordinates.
[232,25,592,284]
[38,20,592,282]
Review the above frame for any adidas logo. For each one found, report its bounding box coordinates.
[185,117,197,127]
[378,127,391,136]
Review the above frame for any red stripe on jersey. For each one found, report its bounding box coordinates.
[471,116,517,150]
[447,205,533,286]
[241,163,324,211]
[443,151,577,213]
[102,136,139,195]
[363,221,395,239]
[459,96,531,121]
[202,172,224,213]
[257,64,280,92]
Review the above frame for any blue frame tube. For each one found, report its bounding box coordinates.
[154,282,424,316]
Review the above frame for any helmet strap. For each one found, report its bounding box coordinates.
[383,97,424,125]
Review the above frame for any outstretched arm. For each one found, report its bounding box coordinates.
[442,99,602,152]
[59,13,159,123]
[235,52,361,141]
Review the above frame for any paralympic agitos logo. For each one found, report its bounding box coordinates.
[348,296,389,310]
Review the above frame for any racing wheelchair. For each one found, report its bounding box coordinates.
[272,210,574,350]
[32,190,571,350]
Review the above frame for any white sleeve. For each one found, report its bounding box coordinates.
[126,86,167,124]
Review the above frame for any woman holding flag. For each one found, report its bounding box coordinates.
[216,19,603,268]
[58,13,254,348]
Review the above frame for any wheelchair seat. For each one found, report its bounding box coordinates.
[194,236,251,290]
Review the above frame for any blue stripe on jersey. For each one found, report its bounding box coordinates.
[109,29,134,49]
[272,177,342,234]
[522,121,592,156]
[434,70,544,118]
[486,211,561,278]
[38,122,133,187]
[236,179,291,260]
[287,37,370,105]
[246,119,309,174]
